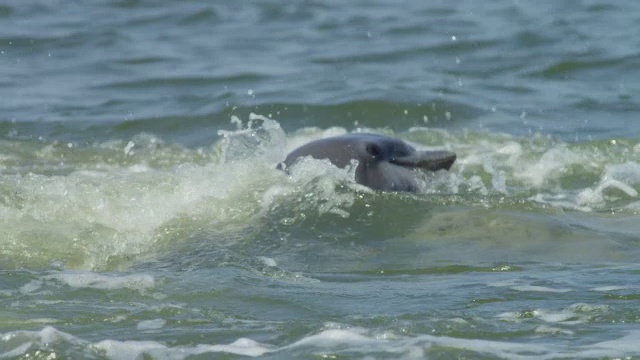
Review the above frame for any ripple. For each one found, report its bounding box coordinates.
[0,5,13,17]
[179,8,219,24]
[530,55,639,79]
[96,73,266,90]
[346,264,523,277]
[313,40,497,65]
[114,56,176,65]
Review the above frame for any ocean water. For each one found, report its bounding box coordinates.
[2,0,640,358]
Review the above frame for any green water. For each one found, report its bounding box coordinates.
[2,1,640,359]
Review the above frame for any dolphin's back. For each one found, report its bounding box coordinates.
[282,136,367,169]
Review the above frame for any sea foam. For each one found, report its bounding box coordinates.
[3,325,640,359]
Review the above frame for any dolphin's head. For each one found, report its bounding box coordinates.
[280,133,456,192]
[357,134,456,172]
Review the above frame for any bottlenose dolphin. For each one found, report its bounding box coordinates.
[278,133,456,192]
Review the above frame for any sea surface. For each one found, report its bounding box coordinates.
[1,1,640,359]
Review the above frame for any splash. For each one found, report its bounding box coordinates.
[215,113,286,165]
[2,116,640,270]
[406,128,640,212]
[0,115,288,270]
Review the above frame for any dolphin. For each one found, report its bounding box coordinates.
[278,133,456,192]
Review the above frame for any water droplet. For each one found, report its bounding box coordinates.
[124,141,135,155]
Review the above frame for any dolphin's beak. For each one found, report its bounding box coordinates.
[391,151,456,171]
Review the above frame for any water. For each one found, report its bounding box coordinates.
[2,0,640,358]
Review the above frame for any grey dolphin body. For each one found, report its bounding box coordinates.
[279,133,456,192]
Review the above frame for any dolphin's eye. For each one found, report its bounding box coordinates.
[366,143,382,159]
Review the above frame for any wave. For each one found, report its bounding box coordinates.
[2,114,640,270]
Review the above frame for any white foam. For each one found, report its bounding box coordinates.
[93,339,168,360]
[256,256,277,267]
[530,160,640,211]
[532,309,582,324]
[263,156,360,219]
[0,342,32,358]
[531,193,594,212]
[511,285,572,293]
[576,177,638,209]
[217,113,286,165]
[0,327,86,358]
[19,280,43,294]
[136,319,166,330]
[498,303,608,325]
[48,271,155,292]
[191,338,273,357]
[3,325,640,360]
[513,145,581,188]
[0,326,272,359]
[285,328,376,348]
[0,117,289,270]
[93,337,273,359]
[426,129,640,212]
[489,280,572,293]
[534,325,574,336]
[4,122,640,274]
[592,285,633,292]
